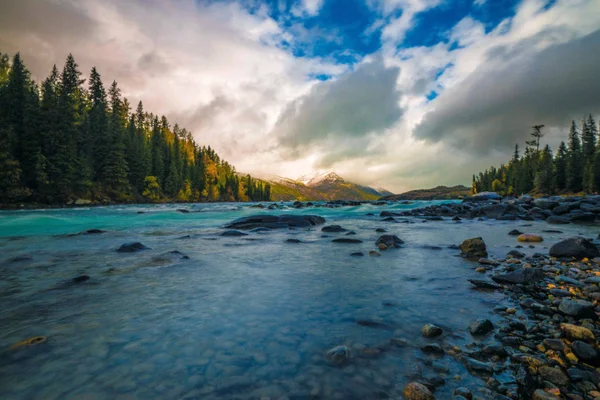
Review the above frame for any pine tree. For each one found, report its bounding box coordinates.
[566,120,583,192]
[534,145,554,194]
[554,141,567,191]
[103,81,130,193]
[87,67,109,179]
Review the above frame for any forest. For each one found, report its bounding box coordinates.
[472,116,600,196]
[0,52,271,205]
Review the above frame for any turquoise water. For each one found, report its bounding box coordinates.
[0,202,596,399]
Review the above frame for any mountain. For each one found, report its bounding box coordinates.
[259,172,394,201]
[380,185,471,201]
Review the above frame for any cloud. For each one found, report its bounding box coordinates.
[414,29,600,152]
[273,59,402,158]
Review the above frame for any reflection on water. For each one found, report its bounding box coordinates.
[0,202,595,399]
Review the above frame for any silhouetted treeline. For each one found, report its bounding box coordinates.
[0,52,270,204]
[473,117,600,195]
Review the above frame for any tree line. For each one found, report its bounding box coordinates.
[472,116,600,196]
[0,52,271,204]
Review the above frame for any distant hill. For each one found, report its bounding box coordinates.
[257,172,394,201]
[381,185,471,201]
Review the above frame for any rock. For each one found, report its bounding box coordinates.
[463,357,493,373]
[480,204,507,219]
[571,341,599,366]
[508,229,523,236]
[561,323,595,342]
[469,319,494,336]
[402,382,434,400]
[220,230,248,237]
[543,339,565,352]
[507,250,526,259]
[421,343,444,354]
[356,320,393,330]
[177,208,190,213]
[549,237,599,260]
[517,234,543,242]
[533,199,560,210]
[558,299,596,319]
[492,268,544,284]
[74,198,92,205]
[8,255,33,263]
[546,216,571,225]
[84,229,105,234]
[332,238,362,244]
[369,251,381,257]
[116,242,149,253]
[10,336,48,350]
[468,192,502,201]
[224,215,326,230]
[350,252,364,257]
[71,275,90,284]
[478,258,500,266]
[375,235,404,248]
[468,279,502,289]
[453,387,472,400]
[532,389,561,400]
[569,212,597,223]
[422,324,443,338]
[321,225,346,232]
[285,238,302,243]
[325,345,350,365]
[538,366,569,386]
[459,237,487,258]
[378,243,388,250]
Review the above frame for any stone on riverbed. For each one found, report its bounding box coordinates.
[508,229,523,236]
[117,242,150,253]
[468,279,502,290]
[492,268,544,284]
[220,230,248,237]
[469,319,494,336]
[321,225,346,232]
[538,366,569,386]
[325,345,350,365]
[561,323,595,342]
[224,214,326,230]
[422,323,443,338]
[546,216,570,225]
[558,299,596,319]
[571,341,599,366]
[375,235,404,248]
[549,237,599,260]
[402,382,435,400]
[459,237,487,258]
[332,238,362,244]
[517,234,543,242]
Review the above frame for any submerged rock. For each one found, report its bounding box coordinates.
[220,230,248,237]
[469,319,494,336]
[332,238,362,244]
[402,382,434,400]
[549,237,599,260]
[517,234,543,242]
[225,214,326,230]
[468,279,502,290]
[325,345,350,365]
[321,225,346,232]
[285,238,302,243]
[508,229,523,236]
[422,323,443,338]
[459,237,487,258]
[117,242,150,253]
[375,235,404,248]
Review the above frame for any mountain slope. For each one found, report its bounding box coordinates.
[258,172,393,201]
[380,185,471,201]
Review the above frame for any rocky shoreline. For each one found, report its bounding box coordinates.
[401,235,600,400]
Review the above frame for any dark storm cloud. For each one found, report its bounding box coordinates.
[0,0,98,78]
[415,29,600,152]
[274,59,403,153]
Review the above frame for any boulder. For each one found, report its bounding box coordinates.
[568,212,597,223]
[558,299,596,319]
[321,225,347,232]
[533,199,560,210]
[508,229,523,236]
[469,319,494,336]
[538,366,569,386]
[492,268,544,284]
[549,237,599,260]
[480,204,506,219]
[551,204,571,215]
[459,237,487,258]
[571,341,599,366]
[468,279,502,290]
[332,238,362,244]
[225,214,326,230]
[117,242,149,253]
[517,233,543,242]
[402,382,434,400]
[467,192,502,201]
[325,345,350,365]
[220,230,248,237]
[375,235,404,248]
[561,323,595,342]
[422,323,443,338]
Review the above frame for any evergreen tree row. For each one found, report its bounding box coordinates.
[472,116,600,196]
[0,52,271,204]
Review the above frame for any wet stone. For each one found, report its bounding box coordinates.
[402,382,434,400]
[117,242,150,253]
[469,319,494,336]
[422,323,443,338]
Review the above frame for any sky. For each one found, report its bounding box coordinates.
[1,0,600,193]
